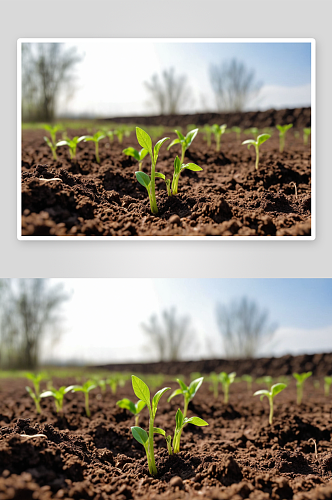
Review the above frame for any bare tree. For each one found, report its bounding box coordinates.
[0,279,69,369]
[21,43,82,122]
[216,297,277,358]
[141,307,196,361]
[144,67,193,115]
[209,59,262,112]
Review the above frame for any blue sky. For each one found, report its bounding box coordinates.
[46,279,331,364]
[52,40,312,117]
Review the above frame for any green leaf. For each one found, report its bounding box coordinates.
[188,377,204,399]
[257,134,271,146]
[271,383,287,397]
[83,137,94,142]
[242,139,255,146]
[135,400,146,414]
[177,379,187,392]
[155,172,166,180]
[44,136,52,147]
[167,388,183,402]
[181,163,203,172]
[167,138,181,151]
[64,385,75,394]
[175,408,184,431]
[131,426,149,447]
[123,147,140,161]
[185,416,209,426]
[40,391,54,398]
[152,387,171,415]
[56,140,69,147]
[132,376,150,406]
[139,148,149,161]
[253,390,269,398]
[154,137,169,162]
[25,386,35,397]
[153,427,166,436]
[185,128,199,147]
[175,130,185,140]
[117,398,137,414]
[174,156,182,175]
[135,171,151,190]
[136,127,152,155]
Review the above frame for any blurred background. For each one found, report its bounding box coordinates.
[0,279,330,370]
[21,41,312,122]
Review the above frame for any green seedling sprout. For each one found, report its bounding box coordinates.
[40,385,75,413]
[208,372,220,398]
[244,127,259,139]
[25,372,46,414]
[256,375,274,390]
[276,124,293,153]
[190,372,202,382]
[212,124,227,152]
[171,156,203,195]
[219,372,236,404]
[167,128,199,164]
[242,133,271,170]
[72,380,97,417]
[293,372,312,405]
[231,126,242,140]
[26,386,42,414]
[242,374,253,391]
[56,136,85,160]
[187,124,197,133]
[303,127,311,145]
[114,126,131,144]
[168,377,204,418]
[254,383,287,425]
[117,398,146,426]
[130,375,170,476]
[203,124,212,147]
[135,127,169,215]
[122,147,148,171]
[82,131,106,163]
[44,136,58,160]
[43,124,62,145]
[324,377,332,397]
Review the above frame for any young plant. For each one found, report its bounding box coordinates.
[56,136,85,160]
[256,375,273,390]
[44,136,58,160]
[212,124,227,152]
[114,126,131,144]
[208,372,220,398]
[219,372,236,404]
[130,375,170,476]
[82,131,106,163]
[254,383,287,425]
[72,380,97,417]
[293,372,312,405]
[122,147,148,171]
[25,372,46,414]
[26,386,42,414]
[231,126,242,140]
[167,377,204,418]
[171,156,202,195]
[242,134,271,170]
[324,377,332,397]
[167,128,199,164]
[107,373,126,394]
[117,398,146,426]
[135,127,169,215]
[303,127,311,145]
[43,124,62,145]
[203,124,212,147]
[244,127,259,139]
[242,374,253,391]
[40,385,75,413]
[276,124,293,153]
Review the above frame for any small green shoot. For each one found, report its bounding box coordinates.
[114,126,131,144]
[203,124,212,147]
[276,124,293,152]
[231,126,241,140]
[26,386,42,414]
[208,372,220,398]
[168,377,204,418]
[40,385,75,413]
[303,127,311,145]
[242,374,253,391]
[242,134,271,170]
[256,376,273,390]
[172,408,208,454]
[43,124,62,145]
[167,128,198,164]
[56,136,85,160]
[72,380,97,417]
[117,398,146,426]
[254,383,287,425]
[293,372,312,405]
[135,127,169,215]
[324,377,332,397]
[212,124,227,152]
[219,372,236,404]
[25,372,46,414]
[123,147,148,171]
[82,131,106,163]
[171,156,202,195]
[244,127,259,139]
[131,375,170,476]
[44,136,58,160]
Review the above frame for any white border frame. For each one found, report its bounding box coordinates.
[17,38,316,241]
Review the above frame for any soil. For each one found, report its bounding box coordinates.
[1,354,331,499]
[21,108,312,237]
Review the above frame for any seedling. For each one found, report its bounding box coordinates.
[122,147,148,171]
[324,377,332,396]
[167,128,198,164]
[242,134,271,170]
[303,127,311,145]
[308,438,318,459]
[293,372,312,405]
[26,386,42,414]
[187,124,197,133]
[107,373,126,394]
[171,156,202,195]
[44,136,58,160]
[114,126,131,144]
[82,131,106,163]
[290,182,298,199]
[135,127,169,215]
[167,377,204,418]
[212,124,227,152]
[130,375,170,476]
[25,372,46,414]
[72,380,97,417]
[254,383,287,425]
[242,374,253,391]
[244,127,259,139]
[208,372,220,398]
[117,398,146,426]
[43,124,62,145]
[40,385,75,413]
[56,136,85,160]
[276,124,293,153]
[219,372,236,404]
[231,126,241,140]
[203,124,212,147]
[256,376,273,390]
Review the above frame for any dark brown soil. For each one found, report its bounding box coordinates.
[21,108,312,237]
[0,356,331,499]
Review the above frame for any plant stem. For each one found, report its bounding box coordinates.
[149,159,158,215]
[135,415,139,427]
[148,411,157,475]
[297,386,302,405]
[269,397,273,425]
[95,142,100,163]
[85,392,90,417]
[181,146,185,164]
[52,149,57,161]
[224,385,229,404]
[216,136,220,152]
[255,145,259,170]
[280,135,284,153]
[138,161,143,171]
